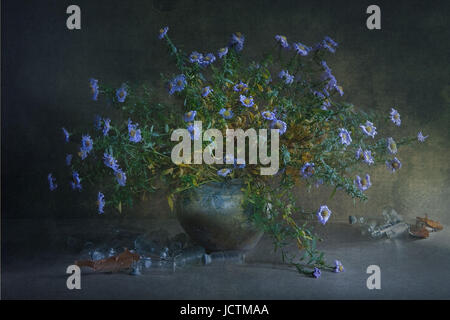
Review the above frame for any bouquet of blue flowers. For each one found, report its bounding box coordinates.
[49,26,427,277]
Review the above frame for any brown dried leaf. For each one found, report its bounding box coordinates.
[416,214,443,231]
[409,225,430,239]
[75,248,140,273]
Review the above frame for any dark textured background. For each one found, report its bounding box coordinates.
[2,0,449,223]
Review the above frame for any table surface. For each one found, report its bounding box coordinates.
[2,218,450,299]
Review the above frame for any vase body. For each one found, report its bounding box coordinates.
[175,179,263,252]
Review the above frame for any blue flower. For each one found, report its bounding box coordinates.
[386,157,402,172]
[278,69,290,79]
[217,168,232,177]
[334,260,344,273]
[233,81,248,92]
[360,121,377,138]
[292,42,310,56]
[317,205,332,225]
[316,36,338,53]
[321,61,343,96]
[387,137,397,154]
[338,128,352,146]
[81,135,93,151]
[313,90,331,110]
[325,75,343,96]
[81,135,94,154]
[189,51,203,64]
[94,116,111,136]
[187,123,201,141]
[355,147,363,160]
[97,192,105,214]
[48,173,58,191]
[285,74,294,84]
[230,32,245,51]
[240,95,254,108]
[201,86,213,97]
[103,118,111,136]
[89,78,99,101]
[322,69,335,83]
[301,162,315,178]
[324,36,338,48]
[168,74,187,95]
[79,150,88,160]
[116,86,127,103]
[363,150,374,165]
[200,53,216,67]
[278,69,294,84]
[312,267,321,278]
[390,108,401,126]
[321,101,331,110]
[325,74,338,91]
[261,111,276,121]
[355,174,372,191]
[321,60,332,74]
[71,171,82,191]
[158,26,169,39]
[90,78,99,88]
[66,154,73,166]
[417,131,428,142]
[115,168,127,186]
[218,47,228,58]
[271,119,287,135]
[103,152,119,171]
[219,108,234,119]
[356,148,375,165]
[234,158,246,169]
[335,85,344,96]
[183,110,197,122]
[62,127,70,143]
[128,119,142,143]
[275,35,289,48]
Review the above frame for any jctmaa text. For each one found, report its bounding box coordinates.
[179,304,269,317]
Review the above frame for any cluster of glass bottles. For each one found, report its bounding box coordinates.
[79,231,246,276]
[349,206,409,239]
